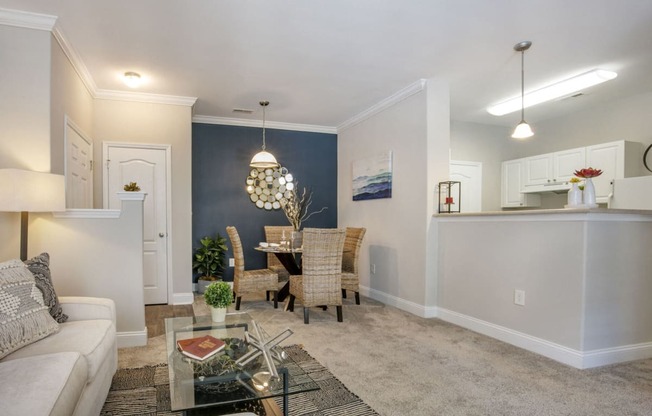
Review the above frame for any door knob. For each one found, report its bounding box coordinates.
[159,232,165,238]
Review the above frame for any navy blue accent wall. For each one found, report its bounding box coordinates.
[192,123,338,282]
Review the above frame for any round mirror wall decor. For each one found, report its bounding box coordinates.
[245,166,294,210]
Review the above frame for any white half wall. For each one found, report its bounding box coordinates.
[435,210,652,368]
[29,194,147,348]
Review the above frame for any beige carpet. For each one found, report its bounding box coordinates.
[118,294,652,415]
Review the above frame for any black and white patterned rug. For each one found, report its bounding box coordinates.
[101,344,379,415]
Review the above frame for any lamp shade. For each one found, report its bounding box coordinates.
[511,121,534,139]
[250,150,279,169]
[0,169,66,212]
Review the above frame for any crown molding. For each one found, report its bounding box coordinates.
[192,115,337,134]
[0,7,56,31]
[95,89,197,107]
[51,23,196,108]
[337,79,427,132]
[52,25,98,96]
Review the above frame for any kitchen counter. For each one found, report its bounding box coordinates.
[432,207,652,368]
[434,207,652,218]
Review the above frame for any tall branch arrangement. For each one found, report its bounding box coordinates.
[282,186,328,231]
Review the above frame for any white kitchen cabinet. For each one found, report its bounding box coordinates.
[524,147,586,188]
[501,159,541,208]
[586,140,642,203]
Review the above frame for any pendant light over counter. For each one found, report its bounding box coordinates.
[512,41,534,139]
[250,101,280,169]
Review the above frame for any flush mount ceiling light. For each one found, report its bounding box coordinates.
[488,68,618,117]
[123,71,142,88]
[250,101,279,169]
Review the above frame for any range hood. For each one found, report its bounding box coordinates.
[521,182,571,194]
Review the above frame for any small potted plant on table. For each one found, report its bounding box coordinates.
[204,281,232,322]
[193,234,228,294]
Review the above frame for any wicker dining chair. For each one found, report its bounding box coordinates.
[341,227,366,305]
[226,226,279,310]
[263,225,295,284]
[288,228,346,324]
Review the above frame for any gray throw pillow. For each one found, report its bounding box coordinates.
[25,253,68,323]
[0,259,60,359]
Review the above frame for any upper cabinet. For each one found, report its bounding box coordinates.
[501,158,541,208]
[501,140,642,207]
[586,141,642,202]
[524,147,586,188]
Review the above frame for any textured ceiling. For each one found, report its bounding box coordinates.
[4,0,652,129]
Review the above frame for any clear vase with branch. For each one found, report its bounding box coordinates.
[281,186,328,246]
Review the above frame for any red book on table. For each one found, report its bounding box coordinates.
[177,335,225,360]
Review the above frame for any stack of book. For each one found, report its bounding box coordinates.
[177,335,225,361]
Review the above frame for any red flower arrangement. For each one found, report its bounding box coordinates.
[574,167,603,178]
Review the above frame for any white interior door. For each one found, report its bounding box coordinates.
[104,143,170,305]
[65,117,93,209]
[450,160,482,213]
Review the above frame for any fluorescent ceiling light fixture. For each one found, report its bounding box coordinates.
[488,69,617,116]
[123,71,142,88]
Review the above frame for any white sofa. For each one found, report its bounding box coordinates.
[0,296,117,416]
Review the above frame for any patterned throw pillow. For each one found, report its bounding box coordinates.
[25,253,68,323]
[0,259,60,359]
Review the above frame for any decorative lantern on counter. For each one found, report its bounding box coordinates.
[438,181,461,214]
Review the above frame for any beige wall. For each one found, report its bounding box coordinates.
[450,121,511,211]
[50,34,94,177]
[0,25,51,171]
[450,90,652,212]
[93,99,193,296]
[338,79,450,313]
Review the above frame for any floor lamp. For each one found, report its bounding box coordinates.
[0,169,66,261]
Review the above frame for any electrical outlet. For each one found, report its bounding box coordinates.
[514,289,525,306]
[370,264,376,274]
[229,258,235,267]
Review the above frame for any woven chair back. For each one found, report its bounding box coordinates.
[301,227,345,307]
[342,227,366,273]
[226,226,245,280]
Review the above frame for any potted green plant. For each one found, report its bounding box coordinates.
[204,281,232,322]
[193,233,228,294]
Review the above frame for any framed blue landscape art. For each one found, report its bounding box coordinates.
[352,151,393,201]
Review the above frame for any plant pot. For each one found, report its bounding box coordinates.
[197,279,214,294]
[211,307,227,322]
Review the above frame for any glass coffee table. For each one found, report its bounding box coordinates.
[165,312,318,415]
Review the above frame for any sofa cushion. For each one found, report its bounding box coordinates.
[2,319,114,382]
[0,259,59,359]
[25,252,69,323]
[0,352,87,416]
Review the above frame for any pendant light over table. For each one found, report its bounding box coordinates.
[512,41,534,139]
[250,101,280,169]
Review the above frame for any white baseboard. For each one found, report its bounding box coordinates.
[359,285,438,318]
[437,307,652,369]
[356,286,652,369]
[172,292,194,305]
[117,328,148,348]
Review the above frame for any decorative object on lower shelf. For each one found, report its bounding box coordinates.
[236,320,293,382]
[204,281,233,322]
[177,335,226,361]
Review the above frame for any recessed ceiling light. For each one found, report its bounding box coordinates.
[123,71,142,88]
[488,69,617,116]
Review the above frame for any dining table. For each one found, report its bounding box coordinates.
[254,245,302,302]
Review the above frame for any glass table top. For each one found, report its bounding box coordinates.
[165,312,318,413]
